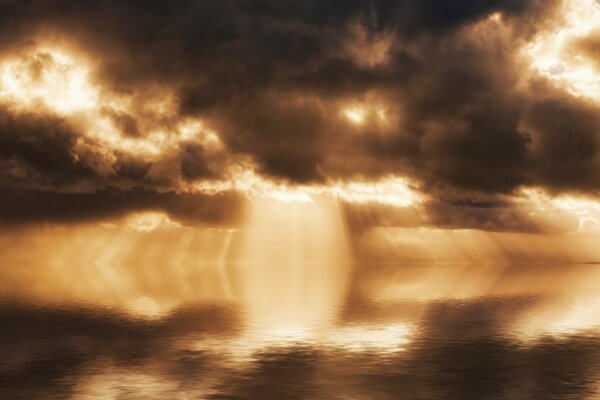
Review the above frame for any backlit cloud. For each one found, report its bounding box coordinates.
[1,0,600,234]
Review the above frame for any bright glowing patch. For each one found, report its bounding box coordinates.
[0,44,233,168]
[212,170,422,207]
[126,211,177,232]
[516,291,600,340]
[551,197,600,233]
[0,48,98,113]
[524,0,600,101]
[326,323,412,352]
[177,119,223,149]
[344,106,367,124]
[342,103,389,126]
[328,177,421,207]
[522,188,600,233]
[74,370,178,398]
[126,296,172,318]
[488,12,502,23]
[268,189,314,203]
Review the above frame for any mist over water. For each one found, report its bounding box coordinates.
[2,202,600,399]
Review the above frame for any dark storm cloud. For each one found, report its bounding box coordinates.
[524,93,600,192]
[0,102,231,189]
[376,0,538,35]
[0,186,244,227]
[212,95,328,182]
[424,198,543,232]
[0,107,97,186]
[3,0,600,228]
[101,108,141,138]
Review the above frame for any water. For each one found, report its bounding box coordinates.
[2,198,600,398]
[1,260,600,399]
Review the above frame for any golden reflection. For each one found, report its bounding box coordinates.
[0,220,237,318]
[5,188,600,324]
[184,322,414,361]
[231,195,350,335]
[352,259,600,341]
[72,368,181,399]
[325,323,412,352]
[523,0,600,101]
[0,195,354,331]
[518,294,600,340]
[510,262,600,340]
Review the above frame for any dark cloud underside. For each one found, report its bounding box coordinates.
[2,0,600,228]
[0,187,243,227]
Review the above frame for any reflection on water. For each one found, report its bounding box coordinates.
[232,196,350,338]
[2,214,600,398]
[2,261,600,399]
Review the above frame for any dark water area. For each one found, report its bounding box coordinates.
[1,262,600,399]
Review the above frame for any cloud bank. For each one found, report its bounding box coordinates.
[1,0,600,230]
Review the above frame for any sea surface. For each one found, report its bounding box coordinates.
[1,261,600,399]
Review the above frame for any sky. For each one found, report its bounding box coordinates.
[2,0,600,255]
